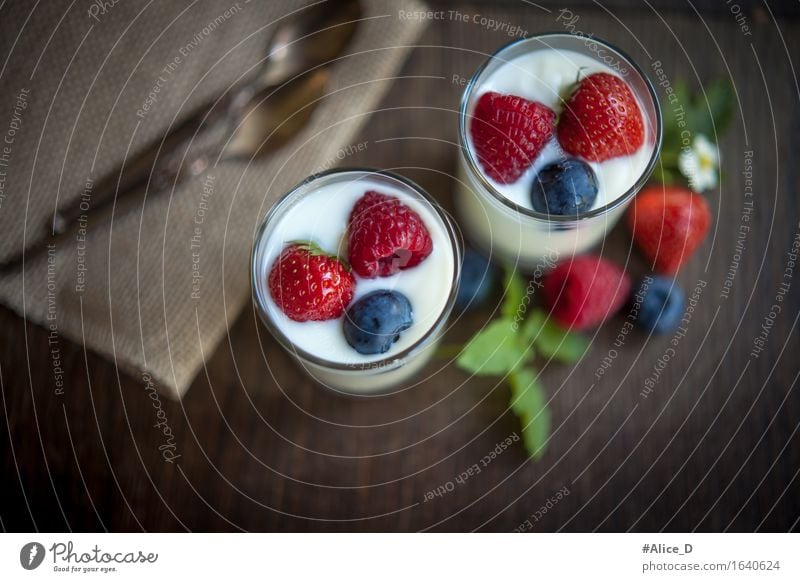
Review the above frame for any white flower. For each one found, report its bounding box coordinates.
[678,134,719,192]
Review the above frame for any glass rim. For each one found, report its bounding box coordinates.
[458,32,664,223]
[250,167,462,374]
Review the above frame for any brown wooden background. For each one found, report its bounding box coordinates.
[2,1,800,531]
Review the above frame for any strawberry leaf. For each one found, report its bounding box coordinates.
[287,240,350,270]
[509,367,551,459]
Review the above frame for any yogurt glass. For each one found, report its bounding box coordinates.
[456,33,662,269]
[251,168,461,395]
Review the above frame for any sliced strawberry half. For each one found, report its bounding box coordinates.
[557,72,645,162]
[470,91,555,184]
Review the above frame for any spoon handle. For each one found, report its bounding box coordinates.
[51,96,235,236]
[0,92,243,273]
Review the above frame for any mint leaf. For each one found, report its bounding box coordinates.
[456,319,528,376]
[536,317,589,364]
[520,309,545,342]
[519,309,588,364]
[509,367,551,459]
[501,266,526,321]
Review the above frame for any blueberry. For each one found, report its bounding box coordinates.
[455,248,496,310]
[633,276,685,334]
[343,290,413,355]
[530,158,598,215]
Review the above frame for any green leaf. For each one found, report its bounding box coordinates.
[287,240,351,270]
[702,77,735,136]
[508,367,551,459]
[520,309,545,343]
[519,309,588,364]
[672,79,691,111]
[657,76,733,175]
[652,164,682,186]
[659,79,689,151]
[536,318,589,364]
[456,319,527,376]
[501,266,526,321]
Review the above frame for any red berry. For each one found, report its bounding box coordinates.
[557,72,645,162]
[627,185,711,274]
[542,255,631,330]
[347,190,433,278]
[470,91,555,184]
[268,242,355,322]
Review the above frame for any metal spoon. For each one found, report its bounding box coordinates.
[3,0,360,272]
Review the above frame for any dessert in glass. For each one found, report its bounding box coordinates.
[456,33,662,269]
[251,168,461,395]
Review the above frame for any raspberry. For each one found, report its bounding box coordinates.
[542,255,631,329]
[347,190,433,278]
[470,91,555,184]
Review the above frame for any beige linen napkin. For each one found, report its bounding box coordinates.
[0,0,426,398]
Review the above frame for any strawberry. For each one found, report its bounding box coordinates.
[542,255,631,330]
[627,185,711,274]
[557,72,645,162]
[347,190,433,278]
[470,91,555,184]
[268,242,355,322]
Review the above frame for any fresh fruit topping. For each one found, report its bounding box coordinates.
[343,290,413,355]
[347,190,433,278]
[530,158,599,215]
[455,248,497,310]
[268,242,355,322]
[557,72,645,162]
[542,255,631,330]
[631,276,685,334]
[627,185,711,274]
[470,91,556,184]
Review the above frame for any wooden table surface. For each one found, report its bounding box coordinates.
[2,1,799,532]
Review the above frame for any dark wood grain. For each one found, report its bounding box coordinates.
[2,2,800,532]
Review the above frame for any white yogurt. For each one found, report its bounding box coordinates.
[466,48,653,211]
[258,176,455,368]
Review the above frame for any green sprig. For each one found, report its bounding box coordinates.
[656,77,734,189]
[454,266,589,459]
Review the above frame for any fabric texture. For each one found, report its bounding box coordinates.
[0,0,426,397]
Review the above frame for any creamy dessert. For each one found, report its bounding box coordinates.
[251,169,460,394]
[456,34,661,268]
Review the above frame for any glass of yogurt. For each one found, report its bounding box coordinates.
[456,33,662,269]
[251,168,461,395]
